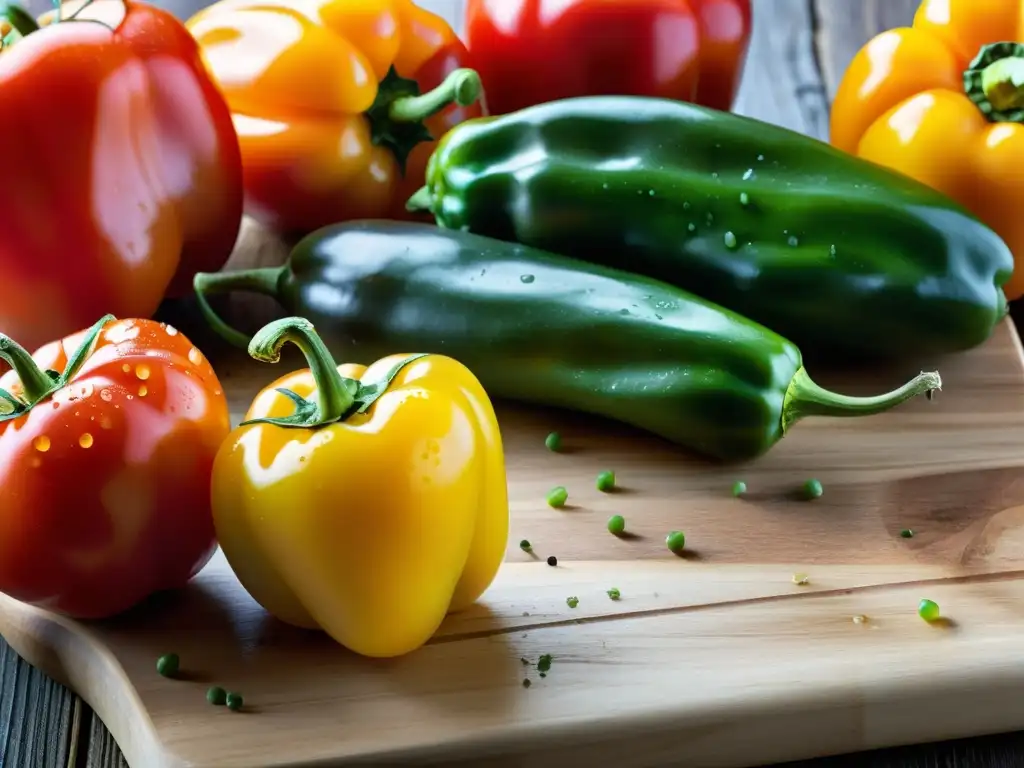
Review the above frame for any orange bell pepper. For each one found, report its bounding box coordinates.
[185,0,485,236]
[831,0,1024,300]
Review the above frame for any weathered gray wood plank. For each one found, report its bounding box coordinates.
[0,639,78,768]
[813,0,919,99]
[733,0,830,139]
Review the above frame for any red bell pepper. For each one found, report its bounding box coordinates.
[0,315,231,619]
[0,0,243,353]
[464,0,753,115]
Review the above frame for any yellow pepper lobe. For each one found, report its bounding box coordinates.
[211,334,508,659]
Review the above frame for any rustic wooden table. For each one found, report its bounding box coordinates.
[3,0,1021,766]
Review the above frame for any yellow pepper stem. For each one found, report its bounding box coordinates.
[248,317,356,424]
[964,42,1024,123]
[242,316,430,430]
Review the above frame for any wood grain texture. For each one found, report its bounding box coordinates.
[1,314,1024,767]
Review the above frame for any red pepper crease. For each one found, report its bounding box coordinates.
[0,0,243,352]
[464,0,753,115]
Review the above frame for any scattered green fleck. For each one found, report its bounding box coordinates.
[918,599,940,622]
[545,431,562,452]
[803,478,823,500]
[607,587,621,600]
[607,514,626,536]
[156,653,179,678]
[537,654,553,673]
[792,573,810,586]
[666,530,686,553]
[522,678,532,688]
[546,485,568,508]
[566,596,579,609]
[739,192,750,206]
[519,539,532,551]
[900,529,915,539]
[540,672,547,678]
[547,555,558,566]
[226,692,244,711]
[520,657,529,665]
[732,480,747,497]
[852,614,868,625]
[596,470,616,492]
[723,231,738,249]
[206,686,227,706]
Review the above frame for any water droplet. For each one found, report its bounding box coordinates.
[619,308,630,315]
[788,235,800,247]
[121,364,131,373]
[138,385,148,397]
[135,364,150,380]
[187,348,202,365]
[100,389,113,402]
[711,172,719,179]
[165,324,178,336]
[742,169,754,181]
[601,182,609,190]
[126,394,134,400]
[739,192,750,206]
[520,274,535,284]
[757,154,765,162]
[79,433,94,449]
[214,390,222,397]
[648,189,655,196]
[687,223,696,232]
[655,314,664,320]
[723,231,738,249]
[706,213,714,225]
[33,435,50,452]
[683,202,691,210]
[829,244,837,256]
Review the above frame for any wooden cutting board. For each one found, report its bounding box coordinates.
[4,218,1024,768]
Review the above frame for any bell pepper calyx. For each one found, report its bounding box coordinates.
[239,316,429,429]
[780,367,942,435]
[193,267,284,350]
[964,42,1024,123]
[366,66,482,176]
[0,1,38,41]
[406,185,433,213]
[0,313,115,423]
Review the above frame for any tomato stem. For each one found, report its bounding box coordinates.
[0,333,57,403]
[388,68,481,123]
[248,317,355,423]
[964,42,1024,123]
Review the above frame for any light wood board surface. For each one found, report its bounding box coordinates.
[3,214,1024,766]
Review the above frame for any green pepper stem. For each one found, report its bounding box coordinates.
[964,42,1024,122]
[0,3,40,36]
[406,186,433,213]
[248,317,354,423]
[0,332,56,402]
[388,68,481,123]
[781,367,941,434]
[193,268,285,349]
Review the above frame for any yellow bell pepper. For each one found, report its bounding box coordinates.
[211,316,509,658]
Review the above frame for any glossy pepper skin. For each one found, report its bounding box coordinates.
[194,221,941,463]
[0,316,230,619]
[185,0,485,236]
[464,0,752,114]
[831,0,1024,301]
[0,0,243,353]
[406,96,1014,362]
[209,317,509,658]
